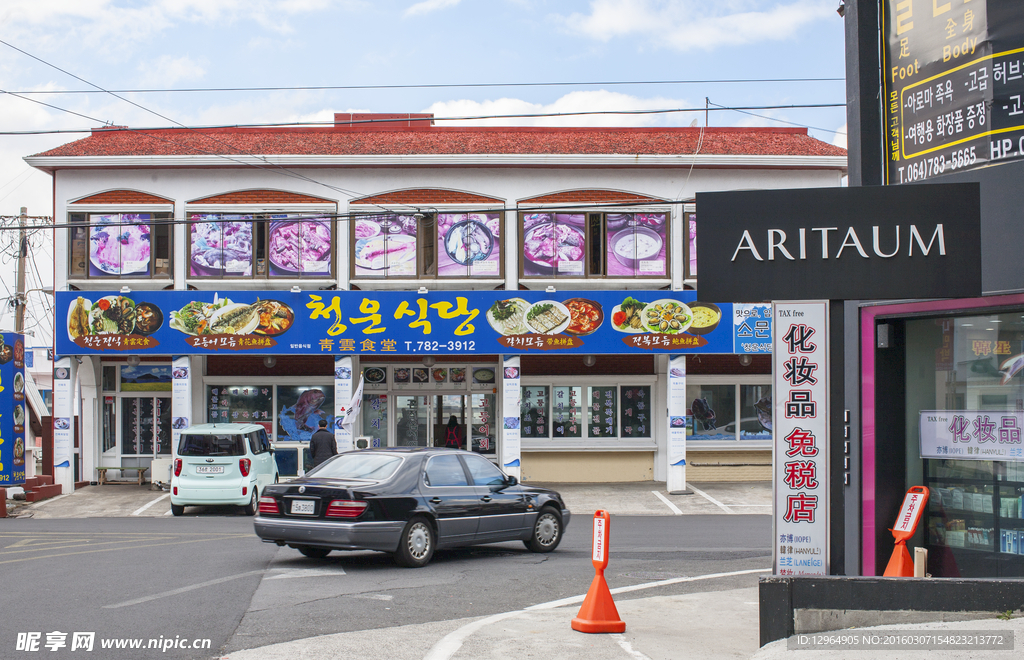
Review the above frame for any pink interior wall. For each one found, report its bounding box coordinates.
[860,292,1024,576]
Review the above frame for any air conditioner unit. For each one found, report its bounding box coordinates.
[150,458,173,490]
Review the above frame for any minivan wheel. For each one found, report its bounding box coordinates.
[243,488,258,516]
[171,504,185,516]
[394,516,435,568]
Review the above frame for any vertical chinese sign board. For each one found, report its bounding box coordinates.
[773,302,829,576]
[1,334,27,486]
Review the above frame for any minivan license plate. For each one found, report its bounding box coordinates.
[196,466,224,474]
[291,500,315,515]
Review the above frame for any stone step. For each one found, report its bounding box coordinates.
[24,484,63,502]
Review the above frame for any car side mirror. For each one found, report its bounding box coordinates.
[506,475,518,487]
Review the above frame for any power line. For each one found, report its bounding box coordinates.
[0,40,412,216]
[707,100,847,136]
[0,102,846,136]
[4,77,846,96]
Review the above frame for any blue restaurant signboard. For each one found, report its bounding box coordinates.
[0,333,27,487]
[57,291,770,357]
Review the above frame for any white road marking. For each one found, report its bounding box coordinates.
[651,491,682,515]
[164,508,173,515]
[131,494,169,516]
[103,570,265,608]
[267,567,347,580]
[687,484,734,514]
[612,633,653,660]
[423,567,770,660]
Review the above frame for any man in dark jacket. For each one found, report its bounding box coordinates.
[309,419,338,468]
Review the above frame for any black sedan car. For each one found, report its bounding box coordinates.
[253,448,570,567]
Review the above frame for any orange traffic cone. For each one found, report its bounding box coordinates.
[883,536,915,577]
[571,510,626,633]
[571,570,626,633]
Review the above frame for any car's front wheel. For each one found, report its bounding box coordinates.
[525,507,563,552]
[298,546,331,559]
[243,488,258,516]
[394,516,435,568]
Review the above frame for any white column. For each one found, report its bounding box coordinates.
[79,356,98,487]
[52,357,75,494]
[504,209,518,289]
[500,355,521,479]
[174,202,187,289]
[666,355,688,493]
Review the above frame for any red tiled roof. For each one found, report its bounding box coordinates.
[33,125,846,159]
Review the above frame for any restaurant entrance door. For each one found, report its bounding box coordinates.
[393,393,497,458]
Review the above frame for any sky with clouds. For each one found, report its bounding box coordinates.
[0,0,848,334]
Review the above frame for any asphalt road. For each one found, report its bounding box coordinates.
[1,514,771,659]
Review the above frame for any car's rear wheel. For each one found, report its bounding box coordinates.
[394,516,435,568]
[171,504,184,517]
[298,546,331,559]
[525,507,562,552]
[243,488,258,516]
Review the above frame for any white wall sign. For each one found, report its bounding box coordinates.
[772,301,829,577]
[171,356,191,453]
[501,355,521,478]
[920,410,1024,461]
[52,357,73,469]
[667,355,687,492]
[335,357,355,452]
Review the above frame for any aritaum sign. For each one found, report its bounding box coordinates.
[695,184,981,301]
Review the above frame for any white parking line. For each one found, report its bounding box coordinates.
[651,491,682,515]
[104,570,265,608]
[612,633,653,660]
[687,484,734,514]
[131,494,169,516]
[423,567,769,660]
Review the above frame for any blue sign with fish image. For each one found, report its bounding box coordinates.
[277,386,334,443]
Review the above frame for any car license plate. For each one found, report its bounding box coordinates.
[291,500,315,515]
[196,466,224,474]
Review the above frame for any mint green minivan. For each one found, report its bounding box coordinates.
[171,424,279,516]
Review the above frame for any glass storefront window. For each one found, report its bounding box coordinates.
[620,386,651,438]
[907,312,1024,576]
[551,386,582,438]
[740,385,772,440]
[521,211,670,279]
[190,214,254,276]
[69,212,172,279]
[588,386,618,438]
[361,393,389,447]
[471,393,496,455]
[353,214,420,278]
[277,385,333,443]
[120,364,171,392]
[437,213,502,277]
[521,386,549,438]
[686,384,736,441]
[190,213,334,278]
[207,385,273,434]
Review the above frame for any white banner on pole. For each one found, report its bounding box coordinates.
[335,357,355,452]
[171,356,191,452]
[667,355,687,493]
[772,301,829,577]
[501,355,521,477]
[52,357,73,469]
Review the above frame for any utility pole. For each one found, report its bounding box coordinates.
[15,206,27,334]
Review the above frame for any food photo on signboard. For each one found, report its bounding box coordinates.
[277,386,334,443]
